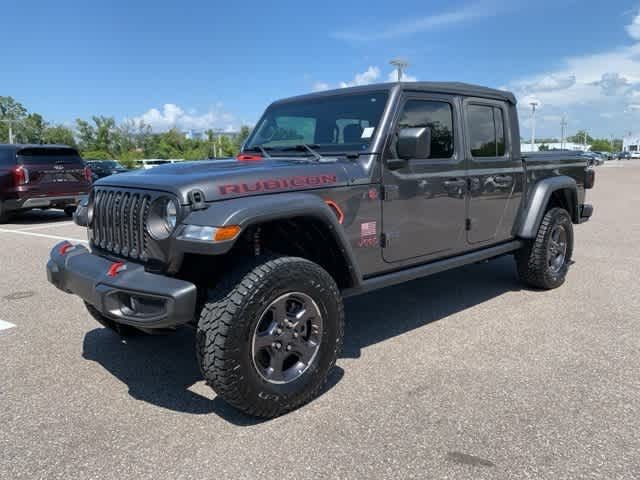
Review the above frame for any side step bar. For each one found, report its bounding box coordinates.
[342,240,523,298]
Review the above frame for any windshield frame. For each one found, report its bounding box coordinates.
[244,90,392,156]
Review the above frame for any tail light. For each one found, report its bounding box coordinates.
[83,166,93,183]
[12,165,29,186]
[585,167,595,189]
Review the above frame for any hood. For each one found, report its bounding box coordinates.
[94,158,352,204]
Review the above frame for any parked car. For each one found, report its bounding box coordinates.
[0,144,91,222]
[47,82,594,418]
[616,151,631,160]
[581,152,603,166]
[86,160,128,180]
[630,151,640,159]
[134,159,183,169]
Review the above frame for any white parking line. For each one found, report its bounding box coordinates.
[0,228,87,243]
[0,320,16,332]
[15,222,76,231]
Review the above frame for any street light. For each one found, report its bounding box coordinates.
[560,114,568,150]
[389,58,409,82]
[0,118,17,144]
[529,101,539,150]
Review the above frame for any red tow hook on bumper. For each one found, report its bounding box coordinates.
[58,242,76,255]
[107,262,126,278]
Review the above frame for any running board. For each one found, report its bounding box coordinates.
[342,240,523,298]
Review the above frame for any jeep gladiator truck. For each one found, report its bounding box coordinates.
[47,82,594,418]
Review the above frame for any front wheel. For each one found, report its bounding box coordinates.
[516,207,574,289]
[196,256,344,418]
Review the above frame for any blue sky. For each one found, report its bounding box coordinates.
[2,0,640,139]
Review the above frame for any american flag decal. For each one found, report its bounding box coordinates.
[361,221,377,238]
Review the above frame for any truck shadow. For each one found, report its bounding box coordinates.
[341,256,521,358]
[6,209,71,225]
[82,255,519,424]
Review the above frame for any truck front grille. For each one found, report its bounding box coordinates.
[91,188,152,261]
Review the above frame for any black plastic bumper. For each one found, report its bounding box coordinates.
[579,204,593,223]
[46,242,197,329]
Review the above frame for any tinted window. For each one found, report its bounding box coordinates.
[16,148,82,165]
[0,149,15,166]
[468,104,507,157]
[397,100,454,158]
[245,92,388,153]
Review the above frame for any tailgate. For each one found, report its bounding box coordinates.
[17,147,90,194]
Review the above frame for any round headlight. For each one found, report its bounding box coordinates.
[147,197,179,240]
[165,199,178,229]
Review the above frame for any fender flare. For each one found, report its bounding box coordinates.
[182,192,362,287]
[516,176,579,239]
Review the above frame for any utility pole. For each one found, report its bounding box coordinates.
[389,58,409,82]
[0,119,16,143]
[584,131,588,150]
[560,114,568,150]
[529,101,539,151]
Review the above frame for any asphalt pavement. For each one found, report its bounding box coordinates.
[1,160,639,479]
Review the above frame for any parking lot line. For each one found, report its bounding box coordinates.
[15,222,76,231]
[0,320,16,332]
[0,228,87,244]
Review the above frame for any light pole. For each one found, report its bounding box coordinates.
[389,58,409,82]
[0,118,16,143]
[560,114,568,150]
[529,101,539,151]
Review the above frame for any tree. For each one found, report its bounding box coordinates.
[42,125,77,147]
[0,96,27,143]
[590,139,613,152]
[18,113,46,143]
[538,143,550,151]
[567,130,593,145]
[234,125,251,152]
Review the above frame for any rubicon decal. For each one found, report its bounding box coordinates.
[219,174,337,195]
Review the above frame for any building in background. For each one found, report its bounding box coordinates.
[622,133,640,153]
[184,129,240,141]
[521,142,589,153]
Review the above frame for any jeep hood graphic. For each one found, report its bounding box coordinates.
[94,158,351,204]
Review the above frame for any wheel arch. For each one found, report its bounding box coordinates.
[516,176,580,239]
[182,192,362,289]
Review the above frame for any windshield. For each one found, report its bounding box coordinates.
[244,92,389,154]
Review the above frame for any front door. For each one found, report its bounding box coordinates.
[381,94,467,263]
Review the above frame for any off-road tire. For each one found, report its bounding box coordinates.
[84,301,139,336]
[196,256,344,418]
[516,207,574,289]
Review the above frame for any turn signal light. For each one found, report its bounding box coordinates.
[12,165,29,186]
[237,153,262,161]
[214,225,241,242]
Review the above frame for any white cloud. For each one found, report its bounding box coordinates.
[387,71,417,82]
[523,74,576,93]
[312,81,330,92]
[589,72,632,96]
[338,66,381,88]
[331,0,500,41]
[131,103,236,132]
[626,9,640,39]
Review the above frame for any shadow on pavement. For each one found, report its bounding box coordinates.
[82,255,518,423]
[5,209,71,225]
[82,326,343,425]
[342,256,521,358]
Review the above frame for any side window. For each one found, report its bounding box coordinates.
[397,100,454,158]
[467,104,507,157]
[0,149,15,167]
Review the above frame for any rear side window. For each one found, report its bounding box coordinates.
[0,149,15,166]
[397,100,454,158]
[467,104,507,157]
[16,148,82,165]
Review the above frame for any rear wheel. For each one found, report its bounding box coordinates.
[196,256,344,418]
[516,207,574,289]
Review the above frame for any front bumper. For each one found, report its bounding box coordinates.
[46,242,197,329]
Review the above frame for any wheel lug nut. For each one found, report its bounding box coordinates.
[293,332,298,338]
[286,345,292,351]
[276,328,282,335]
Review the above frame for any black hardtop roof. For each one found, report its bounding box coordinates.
[0,143,77,152]
[271,82,517,106]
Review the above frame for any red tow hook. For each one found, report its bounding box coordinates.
[59,242,75,255]
[107,261,126,278]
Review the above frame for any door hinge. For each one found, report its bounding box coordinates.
[465,218,472,231]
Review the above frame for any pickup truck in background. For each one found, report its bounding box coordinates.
[0,144,92,221]
[47,82,594,418]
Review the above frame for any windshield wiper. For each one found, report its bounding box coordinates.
[244,145,272,158]
[280,144,323,161]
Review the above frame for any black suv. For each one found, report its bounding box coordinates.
[86,160,128,181]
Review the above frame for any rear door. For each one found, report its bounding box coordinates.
[0,148,16,199]
[16,147,90,195]
[464,99,524,244]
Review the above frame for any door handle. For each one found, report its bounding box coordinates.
[493,175,513,185]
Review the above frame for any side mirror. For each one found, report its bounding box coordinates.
[397,127,431,160]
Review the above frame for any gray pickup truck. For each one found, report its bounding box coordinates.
[47,82,594,417]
